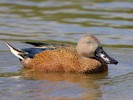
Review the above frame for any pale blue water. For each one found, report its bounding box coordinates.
[0,0,133,100]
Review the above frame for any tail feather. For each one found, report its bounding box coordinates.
[5,42,26,60]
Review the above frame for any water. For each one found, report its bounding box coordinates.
[0,0,133,100]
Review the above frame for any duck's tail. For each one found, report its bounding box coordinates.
[5,42,27,60]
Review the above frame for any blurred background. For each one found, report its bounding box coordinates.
[0,0,133,100]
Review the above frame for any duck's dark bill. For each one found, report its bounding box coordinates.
[95,47,118,65]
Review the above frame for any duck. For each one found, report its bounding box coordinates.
[5,34,118,74]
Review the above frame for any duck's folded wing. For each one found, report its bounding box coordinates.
[25,41,70,48]
[5,42,54,60]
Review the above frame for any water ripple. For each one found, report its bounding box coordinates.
[0,0,133,100]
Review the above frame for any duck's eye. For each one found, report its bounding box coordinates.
[87,41,91,44]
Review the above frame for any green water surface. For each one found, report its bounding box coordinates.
[0,0,133,100]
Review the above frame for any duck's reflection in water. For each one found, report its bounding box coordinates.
[21,69,108,100]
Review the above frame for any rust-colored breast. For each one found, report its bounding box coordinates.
[26,48,107,73]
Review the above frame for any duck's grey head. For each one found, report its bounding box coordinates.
[76,34,118,65]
